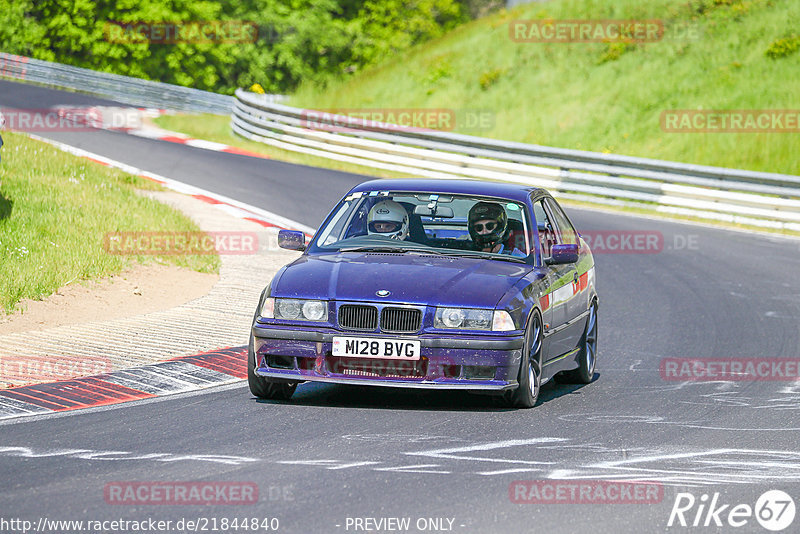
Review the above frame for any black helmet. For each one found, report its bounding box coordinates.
[468,201,508,249]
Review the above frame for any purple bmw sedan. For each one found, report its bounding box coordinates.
[249,179,597,408]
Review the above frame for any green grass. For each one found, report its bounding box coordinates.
[0,132,219,313]
[288,0,799,175]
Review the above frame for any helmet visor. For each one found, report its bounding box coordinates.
[369,221,402,234]
[473,220,499,233]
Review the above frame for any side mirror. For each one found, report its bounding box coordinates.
[546,243,578,265]
[278,229,306,251]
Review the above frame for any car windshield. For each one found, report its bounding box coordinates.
[309,191,532,261]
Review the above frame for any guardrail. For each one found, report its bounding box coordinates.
[232,89,800,231]
[1,53,279,114]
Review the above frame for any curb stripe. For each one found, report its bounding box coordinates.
[244,217,282,229]
[6,383,109,409]
[148,361,234,385]
[0,346,247,421]
[0,395,52,415]
[104,369,196,395]
[49,381,150,407]
[160,136,188,144]
[35,382,123,406]
[67,378,151,402]
[192,194,223,205]
[221,147,268,158]
[176,349,248,379]
[123,127,271,160]
[0,389,79,411]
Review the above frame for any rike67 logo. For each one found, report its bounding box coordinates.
[668,490,795,531]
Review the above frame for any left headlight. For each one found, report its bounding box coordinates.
[434,308,515,331]
[260,298,327,322]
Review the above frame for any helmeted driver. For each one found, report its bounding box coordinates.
[468,201,525,257]
[468,201,508,253]
[367,200,409,240]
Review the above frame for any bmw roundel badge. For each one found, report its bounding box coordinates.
[376,289,391,297]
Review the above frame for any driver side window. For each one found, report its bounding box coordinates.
[544,198,578,245]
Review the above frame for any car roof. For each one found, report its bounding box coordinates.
[349,179,546,203]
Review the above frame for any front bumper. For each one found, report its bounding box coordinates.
[252,325,524,391]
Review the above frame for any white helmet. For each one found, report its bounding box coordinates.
[367,200,409,240]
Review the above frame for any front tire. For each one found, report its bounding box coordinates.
[560,300,597,384]
[504,311,543,408]
[248,337,297,400]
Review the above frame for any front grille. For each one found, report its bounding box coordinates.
[339,304,378,331]
[380,307,422,333]
[327,357,427,378]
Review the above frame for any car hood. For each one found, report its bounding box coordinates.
[272,252,532,308]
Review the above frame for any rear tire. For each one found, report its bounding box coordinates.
[248,337,297,400]
[503,311,543,408]
[559,301,597,384]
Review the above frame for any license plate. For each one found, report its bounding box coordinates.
[332,337,421,360]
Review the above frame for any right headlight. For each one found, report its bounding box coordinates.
[261,298,327,322]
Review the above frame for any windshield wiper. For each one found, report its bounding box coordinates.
[420,249,528,263]
[340,246,416,253]
[339,246,527,263]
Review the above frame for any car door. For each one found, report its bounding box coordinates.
[533,199,574,360]
[543,197,586,354]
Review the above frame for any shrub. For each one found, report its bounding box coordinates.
[478,68,502,90]
[765,35,800,59]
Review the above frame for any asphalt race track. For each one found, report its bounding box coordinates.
[2,80,799,533]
